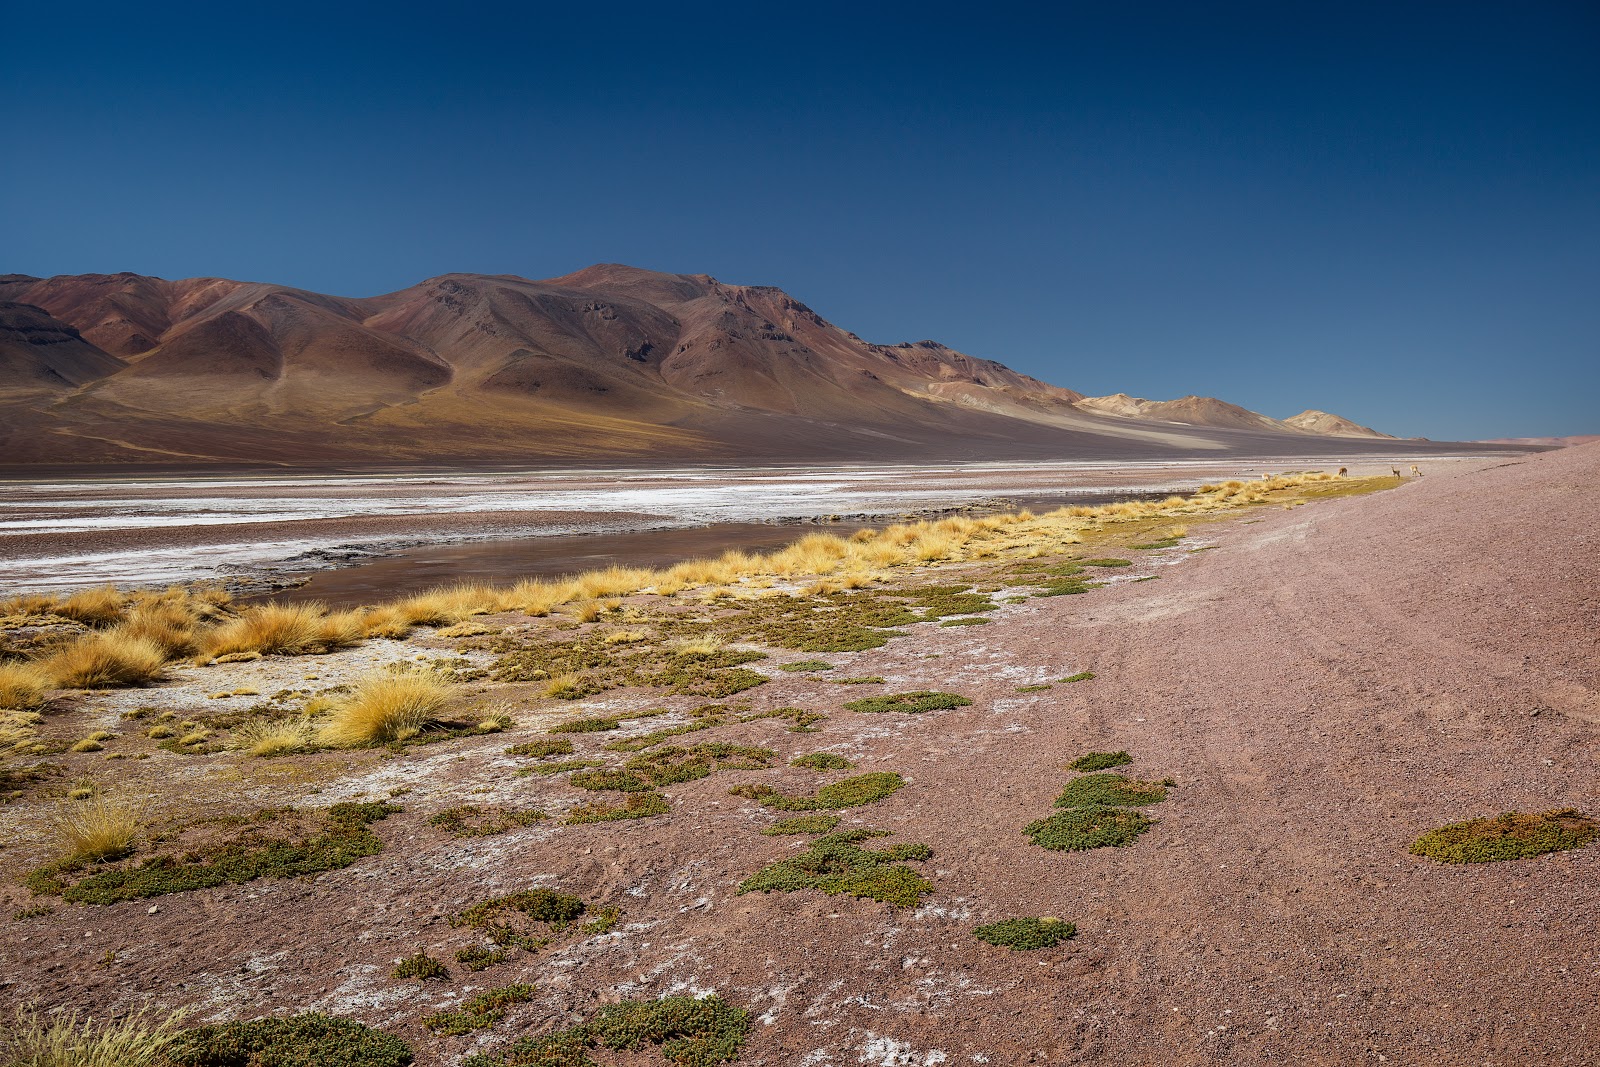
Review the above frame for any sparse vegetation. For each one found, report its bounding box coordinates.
[548,715,621,733]
[790,752,854,770]
[168,1013,413,1066]
[762,814,842,835]
[506,738,575,758]
[1410,809,1599,864]
[232,716,317,757]
[43,632,167,689]
[778,660,834,672]
[392,951,450,981]
[33,801,399,905]
[462,995,750,1067]
[423,984,537,1035]
[0,663,51,710]
[564,791,670,824]
[739,829,933,905]
[1067,750,1132,772]
[429,805,546,837]
[1015,684,1052,693]
[1059,671,1095,683]
[1055,773,1168,807]
[451,888,586,956]
[973,916,1077,950]
[843,691,973,714]
[735,771,904,812]
[1079,558,1132,567]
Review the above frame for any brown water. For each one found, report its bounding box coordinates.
[268,488,1180,608]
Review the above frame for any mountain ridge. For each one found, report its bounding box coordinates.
[0,265,1419,468]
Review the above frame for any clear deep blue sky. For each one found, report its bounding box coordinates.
[4,2,1596,440]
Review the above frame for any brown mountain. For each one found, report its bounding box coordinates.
[0,266,1415,469]
[1283,409,1395,439]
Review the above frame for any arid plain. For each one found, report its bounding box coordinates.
[2,444,1596,1065]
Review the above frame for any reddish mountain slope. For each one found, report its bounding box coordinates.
[0,266,1420,468]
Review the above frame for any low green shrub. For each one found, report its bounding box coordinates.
[790,752,854,770]
[506,738,574,758]
[463,995,751,1067]
[1024,804,1155,851]
[973,916,1077,950]
[738,771,904,812]
[564,792,669,824]
[429,806,546,837]
[169,1014,413,1066]
[843,691,972,714]
[1410,809,1598,864]
[1066,750,1130,772]
[1054,773,1167,808]
[738,830,933,906]
[423,984,537,1035]
[393,952,449,981]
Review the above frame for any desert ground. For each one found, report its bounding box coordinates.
[0,446,1596,1065]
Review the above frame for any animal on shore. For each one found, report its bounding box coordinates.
[1261,472,1271,480]
[1337,467,1348,477]
[1392,466,1403,478]
[1410,464,1422,477]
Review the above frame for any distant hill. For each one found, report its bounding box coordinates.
[0,266,1430,468]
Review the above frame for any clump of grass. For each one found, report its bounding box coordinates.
[1015,684,1052,693]
[423,983,537,1035]
[938,617,990,627]
[1067,750,1132,772]
[199,603,357,660]
[168,1013,412,1066]
[52,794,140,863]
[233,717,318,757]
[570,768,653,792]
[843,691,973,714]
[1059,671,1096,683]
[462,995,751,1067]
[52,585,128,627]
[0,663,51,711]
[1054,773,1168,808]
[737,771,904,812]
[34,801,399,905]
[549,715,621,733]
[564,791,669,824]
[790,752,854,770]
[1024,805,1156,851]
[738,829,933,906]
[1079,558,1132,567]
[778,660,834,672]
[830,676,886,685]
[392,951,450,981]
[320,669,454,747]
[622,743,776,785]
[43,633,167,689]
[506,738,575,759]
[0,1003,187,1067]
[1410,809,1598,864]
[71,737,106,753]
[762,814,842,835]
[973,916,1077,950]
[428,806,546,837]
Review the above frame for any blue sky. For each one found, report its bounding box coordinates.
[4,2,1596,439]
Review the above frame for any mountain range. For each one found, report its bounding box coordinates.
[0,265,1409,469]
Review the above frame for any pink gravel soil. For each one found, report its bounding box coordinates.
[1,445,1596,1065]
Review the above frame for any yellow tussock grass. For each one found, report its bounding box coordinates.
[52,793,140,862]
[233,717,317,757]
[1,1003,187,1067]
[320,669,454,746]
[0,663,51,710]
[44,633,167,689]
[51,585,128,627]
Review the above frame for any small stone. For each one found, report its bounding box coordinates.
[148,905,160,914]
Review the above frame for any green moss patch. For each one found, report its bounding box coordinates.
[423,984,537,1035]
[624,742,777,785]
[1130,538,1182,550]
[1410,809,1598,864]
[737,771,904,812]
[506,738,574,758]
[429,806,547,837]
[32,802,399,906]
[938,617,990,627]
[1055,773,1167,807]
[1025,805,1155,851]
[455,946,508,971]
[738,830,933,906]
[494,630,768,702]
[1015,684,1052,693]
[791,752,854,770]
[463,994,751,1067]
[830,676,886,685]
[1059,671,1096,683]
[1080,558,1132,567]
[169,1014,413,1067]
[973,916,1077,950]
[843,691,973,714]
[564,791,670,824]
[1066,750,1131,772]
[549,716,621,733]
[522,759,605,776]
[740,706,828,733]
[779,660,834,672]
[762,814,842,835]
